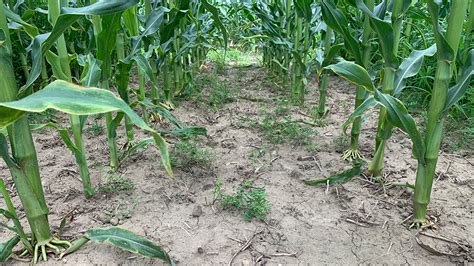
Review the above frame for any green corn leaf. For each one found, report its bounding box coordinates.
[324,60,375,93]
[374,90,425,163]
[202,0,228,50]
[21,0,139,93]
[78,54,102,87]
[342,96,378,135]
[131,54,158,93]
[96,13,122,81]
[443,49,474,113]
[355,0,398,68]
[30,122,80,158]
[304,163,363,186]
[3,4,38,37]
[122,6,139,36]
[0,80,173,177]
[0,236,20,262]
[394,45,437,95]
[45,50,70,81]
[295,0,314,19]
[120,138,154,162]
[0,208,15,219]
[321,43,344,68]
[125,7,168,60]
[85,227,174,264]
[160,8,188,44]
[426,1,454,61]
[321,0,363,64]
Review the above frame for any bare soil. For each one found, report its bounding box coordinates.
[1,61,473,265]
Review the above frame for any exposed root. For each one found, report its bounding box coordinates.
[342,148,364,161]
[33,238,72,263]
[409,215,438,230]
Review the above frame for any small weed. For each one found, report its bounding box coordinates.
[193,72,236,110]
[86,123,104,136]
[250,147,266,161]
[171,140,213,170]
[332,134,350,153]
[208,83,237,110]
[216,179,271,222]
[236,115,259,129]
[98,174,135,193]
[275,99,291,116]
[304,143,320,153]
[261,114,315,147]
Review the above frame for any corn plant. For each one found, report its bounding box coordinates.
[324,1,472,226]
[320,0,374,160]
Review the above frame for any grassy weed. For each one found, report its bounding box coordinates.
[214,179,271,222]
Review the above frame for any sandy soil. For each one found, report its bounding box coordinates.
[1,61,473,265]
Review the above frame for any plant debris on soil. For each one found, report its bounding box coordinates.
[1,59,473,264]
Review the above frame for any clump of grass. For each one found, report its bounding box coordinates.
[208,83,237,110]
[214,179,271,222]
[192,72,236,110]
[98,174,135,193]
[275,98,291,116]
[236,115,259,129]
[171,140,213,170]
[261,114,315,147]
[332,134,350,153]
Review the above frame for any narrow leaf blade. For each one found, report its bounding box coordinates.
[85,227,173,264]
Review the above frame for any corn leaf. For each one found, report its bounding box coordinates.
[0,236,20,262]
[321,43,344,68]
[0,208,15,219]
[0,80,173,177]
[131,54,158,93]
[126,6,168,60]
[355,0,398,68]
[321,0,363,64]
[85,227,174,264]
[394,45,437,95]
[443,49,474,113]
[426,1,454,61]
[3,4,38,37]
[374,90,425,163]
[295,0,314,19]
[304,163,363,186]
[324,60,375,93]
[202,0,228,50]
[30,122,81,158]
[0,221,18,234]
[22,0,139,93]
[78,54,102,87]
[342,96,378,135]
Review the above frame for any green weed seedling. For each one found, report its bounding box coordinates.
[217,179,271,222]
[261,114,315,147]
[98,174,135,193]
[171,140,213,171]
[86,122,104,136]
[208,83,237,110]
